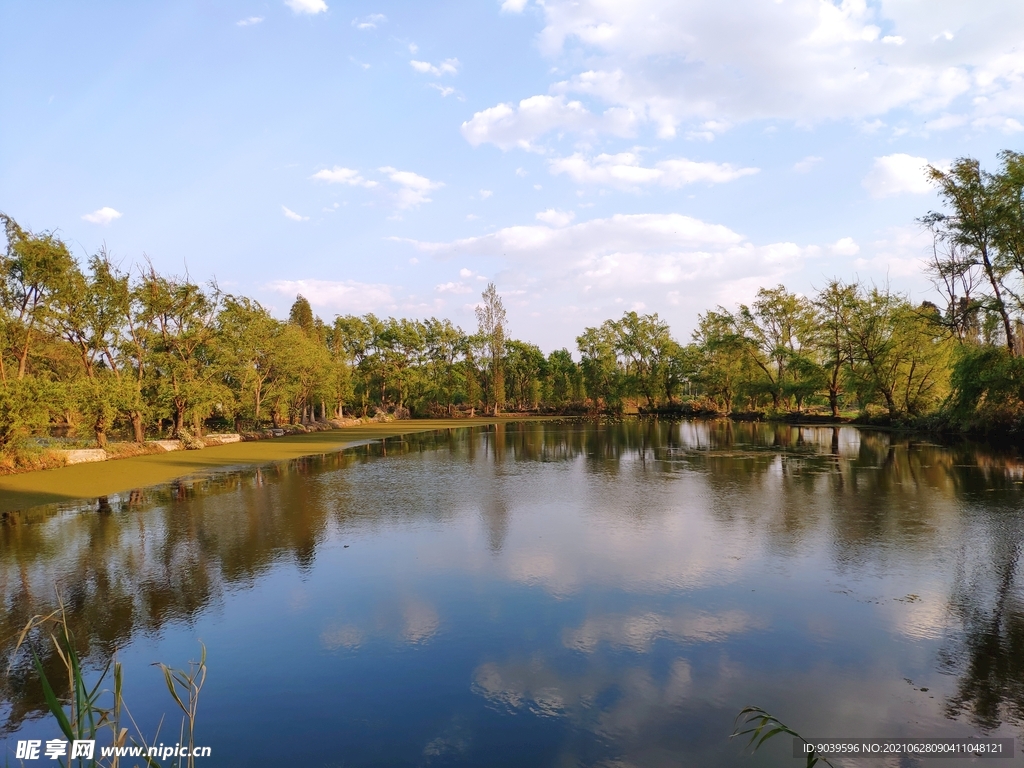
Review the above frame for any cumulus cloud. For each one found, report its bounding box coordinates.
[501,0,529,12]
[548,152,758,189]
[284,0,327,15]
[379,166,443,208]
[862,154,936,198]
[282,205,309,221]
[536,209,575,227]
[461,95,636,151]
[236,16,263,26]
[410,58,460,76]
[462,0,1024,146]
[394,212,808,326]
[855,225,933,278]
[81,207,122,225]
[352,13,386,29]
[479,189,493,199]
[310,166,378,187]
[266,279,396,313]
[830,237,860,256]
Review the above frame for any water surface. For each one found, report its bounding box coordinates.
[3,420,1024,766]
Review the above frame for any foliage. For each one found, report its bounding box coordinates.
[12,599,207,767]
[7,151,1024,446]
[732,706,836,768]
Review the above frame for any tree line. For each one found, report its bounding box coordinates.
[2,151,1024,450]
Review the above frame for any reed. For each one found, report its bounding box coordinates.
[732,706,836,768]
[11,596,206,768]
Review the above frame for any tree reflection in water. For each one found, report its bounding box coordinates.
[2,419,1024,745]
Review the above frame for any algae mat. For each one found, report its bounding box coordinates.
[0,418,520,513]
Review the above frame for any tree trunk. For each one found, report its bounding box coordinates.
[94,416,107,448]
[130,411,145,443]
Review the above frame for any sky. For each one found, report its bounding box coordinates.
[2,0,1023,352]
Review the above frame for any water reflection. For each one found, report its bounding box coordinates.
[2,420,1024,765]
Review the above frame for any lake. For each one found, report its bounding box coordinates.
[3,420,1024,766]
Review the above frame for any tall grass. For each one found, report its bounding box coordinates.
[733,706,836,768]
[10,597,206,768]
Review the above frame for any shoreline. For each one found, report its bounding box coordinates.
[0,417,556,514]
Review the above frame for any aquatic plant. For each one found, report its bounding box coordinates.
[733,706,835,768]
[11,598,206,767]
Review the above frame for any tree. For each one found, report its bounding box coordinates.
[0,215,78,381]
[288,295,316,336]
[504,340,545,410]
[614,311,672,407]
[544,349,582,408]
[927,159,1015,354]
[811,280,858,417]
[736,286,807,410]
[137,267,226,436]
[424,317,466,415]
[577,321,620,411]
[689,309,746,413]
[475,283,506,414]
[845,286,952,418]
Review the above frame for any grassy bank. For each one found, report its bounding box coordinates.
[0,417,537,514]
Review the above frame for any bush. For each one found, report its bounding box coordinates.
[942,345,1024,435]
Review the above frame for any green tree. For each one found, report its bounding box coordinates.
[504,340,545,410]
[577,321,620,411]
[927,159,1015,354]
[736,286,807,410]
[476,283,506,414]
[846,286,953,418]
[0,215,78,381]
[811,280,858,417]
[689,309,746,413]
[137,267,227,436]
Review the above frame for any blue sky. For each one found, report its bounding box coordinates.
[3,0,1023,351]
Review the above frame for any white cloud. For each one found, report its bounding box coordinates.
[428,84,456,97]
[349,56,371,70]
[793,155,823,173]
[310,166,378,187]
[379,166,443,208]
[461,95,636,151]
[81,207,122,225]
[394,212,807,321]
[536,209,575,227]
[862,154,935,198]
[352,13,386,29]
[410,58,460,77]
[461,0,1024,146]
[501,0,529,12]
[236,16,263,26]
[266,279,396,313]
[479,189,493,199]
[284,0,327,15]
[435,281,474,294]
[855,225,933,278]
[548,152,758,189]
[830,237,860,256]
[282,205,309,221]
[459,268,473,278]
